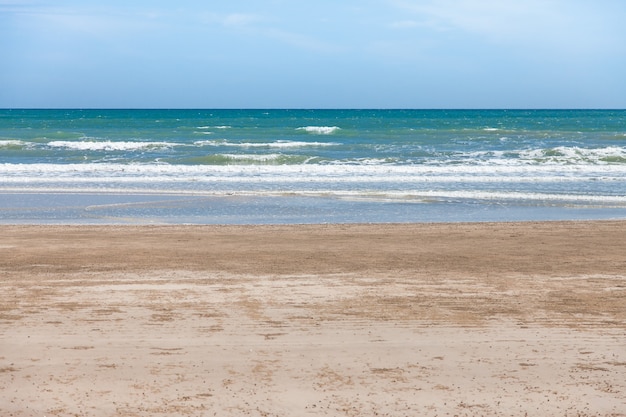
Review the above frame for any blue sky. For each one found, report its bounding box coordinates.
[1,0,625,108]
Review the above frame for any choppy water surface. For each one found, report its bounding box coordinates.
[1,109,625,223]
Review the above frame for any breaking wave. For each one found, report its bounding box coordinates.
[296,126,341,135]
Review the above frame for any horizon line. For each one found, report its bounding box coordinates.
[2,107,625,111]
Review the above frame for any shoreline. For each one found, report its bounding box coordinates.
[3,191,626,225]
[2,221,625,416]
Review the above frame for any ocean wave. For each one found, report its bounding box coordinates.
[509,146,626,164]
[194,140,339,148]
[223,153,282,161]
[198,154,300,164]
[196,125,231,129]
[2,178,625,206]
[457,146,626,165]
[2,162,625,179]
[175,153,319,166]
[2,162,625,207]
[405,190,626,204]
[326,190,626,204]
[47,140,177,151]
[296,126,341,135]
[0,140,27,148]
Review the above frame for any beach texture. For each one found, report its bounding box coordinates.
[1,222,625,416]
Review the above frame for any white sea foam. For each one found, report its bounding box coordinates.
[296,126,341,135]
[406,190,626,203]
[517,146,626,164]
[459,146,626,165]
[2,179,625,206]
[219,154,284,162]
[2,162,625,207]
[47,140,176,151]
[0,140,26,147]
[323,190,626,204]
[194,140,339,148]
[197,125,231,129]
[2,162,625,181]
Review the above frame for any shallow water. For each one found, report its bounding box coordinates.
[1,109,625,223]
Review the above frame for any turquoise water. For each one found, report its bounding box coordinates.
[1,109,625,224]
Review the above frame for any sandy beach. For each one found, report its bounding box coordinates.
[1,221,625,416]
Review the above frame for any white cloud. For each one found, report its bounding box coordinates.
[390,20,418,29]
[5,4,161,40]
[394,0,556,38]
[202,10,341,54]
[221,13,264,28]
[263,27,342,53]
[390,0,623,52]
[0,1,35,11]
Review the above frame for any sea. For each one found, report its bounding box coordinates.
[1,109,625,224]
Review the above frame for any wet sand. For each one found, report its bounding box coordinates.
[1,222,625,416]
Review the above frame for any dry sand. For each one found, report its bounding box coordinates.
[1,221,625,416]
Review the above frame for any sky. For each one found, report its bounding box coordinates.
[1,0,625,108]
